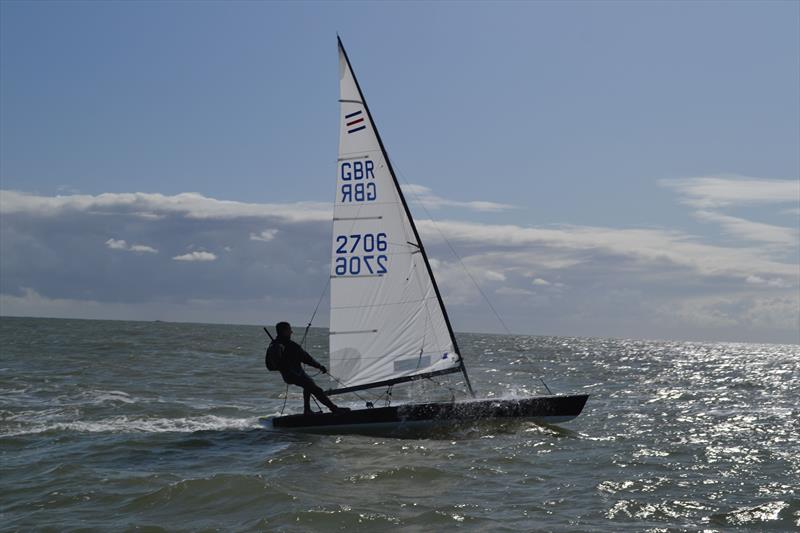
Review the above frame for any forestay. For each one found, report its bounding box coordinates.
[328,39,464,394]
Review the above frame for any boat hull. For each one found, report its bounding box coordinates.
[262,394,588,434]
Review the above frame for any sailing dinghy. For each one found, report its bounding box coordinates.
[262,38,588,434]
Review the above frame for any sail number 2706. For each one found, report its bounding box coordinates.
[334,233,388,276]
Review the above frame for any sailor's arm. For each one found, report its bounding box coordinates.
[298,345,327,373]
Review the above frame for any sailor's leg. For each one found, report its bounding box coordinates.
[303,387,311,414]
[296,373,339,413]
[310,387,338,412]
[303,380,336,411]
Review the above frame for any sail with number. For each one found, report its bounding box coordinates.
[328,38,469,395]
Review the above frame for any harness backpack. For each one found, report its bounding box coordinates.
[265,340,284,371]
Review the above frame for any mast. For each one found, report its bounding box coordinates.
[335,36,475,398]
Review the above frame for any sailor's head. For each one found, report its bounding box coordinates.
[276,321,292,339]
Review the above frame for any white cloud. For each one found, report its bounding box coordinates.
[105,238,158,254]
[746,275,788,288]
[250,229,279,242]
[129,244,158,253]
[495,286,535,297]
[658,175,798,253]
[172,251,217,262]
[415,219,798,282]
[656,293,800,332]
[484,270,506,282]
[401,184,515,212]
[660,176,799,208]
[105,238,128,250]
[0,190,331,223]
[3,187,798,343]
[693,210,798,247]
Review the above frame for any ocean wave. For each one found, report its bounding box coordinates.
[77,389,138,405]
[709,500,793,526]
[0,387,143,409]
[1,414,262,437]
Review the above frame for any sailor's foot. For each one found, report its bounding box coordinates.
[332,406,351,414]
[303,409,321,416]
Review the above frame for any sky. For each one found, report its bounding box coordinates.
[1,1,798,344]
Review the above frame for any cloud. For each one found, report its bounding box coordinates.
[1,187,797,343]
[495,286,535,297]
[692,210,798,247]
[0,190,331,223]
[401,184,515,212]
[658,175,798,253]
[250,229,279,242]
[172,251,217,262]
[105,238,158,254]
[484,270,506,282]
[656,293,800,332]
[414,215,797,342]
[130,245,158,253]
[105,238,128,250]
[745,275,787,288]
[1,190,331,310]
[415,219,797,282]
[660,176,799,209]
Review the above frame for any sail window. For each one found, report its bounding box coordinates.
[394,356,431,372]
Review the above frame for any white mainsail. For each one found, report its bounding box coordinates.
[328,39,463,394]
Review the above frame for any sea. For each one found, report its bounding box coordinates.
[1,316,797,532]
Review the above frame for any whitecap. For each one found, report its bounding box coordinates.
[79,389,137,405]
[1,414,262,437]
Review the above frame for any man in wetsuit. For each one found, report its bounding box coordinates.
[273,321,346,415]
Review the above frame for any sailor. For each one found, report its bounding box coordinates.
[272,321,347,415]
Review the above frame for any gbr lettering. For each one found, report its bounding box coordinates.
[339,159,376,203]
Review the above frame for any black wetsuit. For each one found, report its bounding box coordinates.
[275,337,337,413]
